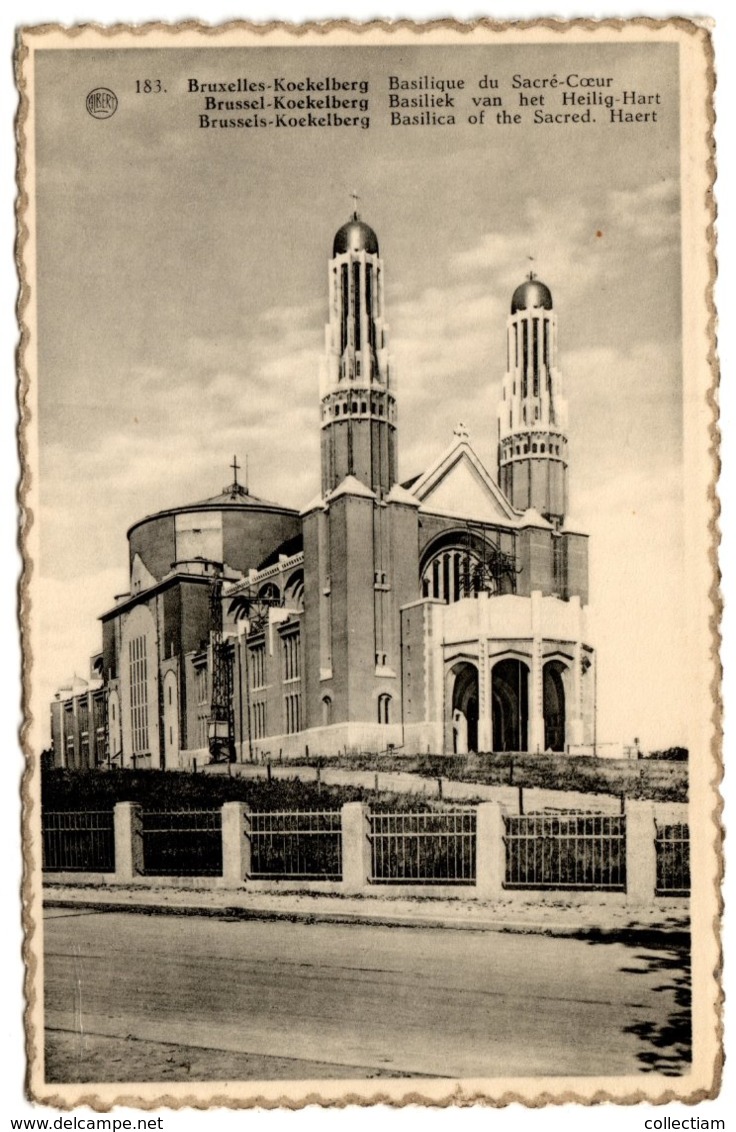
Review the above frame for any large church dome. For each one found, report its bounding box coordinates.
[511,276,553,314]
[333,213,379,256]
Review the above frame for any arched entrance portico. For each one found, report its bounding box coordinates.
[543,660,567,751]
[492,659,529,752]
[449,662,479,754]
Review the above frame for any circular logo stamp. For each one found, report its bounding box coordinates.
[86,88,118,119]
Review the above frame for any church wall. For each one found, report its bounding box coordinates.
[222,509,300,575]
[517,527,554,596]
[101,618,118,681]
[119,601,161,768]
[329,493,376,720]
[128,507,301,586]
[250,721,403,761]
[351,419,372,489]
[566,532,589,605]
[161,585,182,663]
[182,647,209,762]
[50,700,63,767]
[300,508,324,730]
[179,584,212,655]
[400,602,427,726]
[128,514,176,583]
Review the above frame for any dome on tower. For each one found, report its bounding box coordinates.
[511,276,553,314]
[333,213,379,256]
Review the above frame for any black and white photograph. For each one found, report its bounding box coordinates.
[16,17,718,1109]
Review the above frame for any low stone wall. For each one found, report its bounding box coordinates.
[41,799,688,909]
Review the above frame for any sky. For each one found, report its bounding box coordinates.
[30,37,685,748]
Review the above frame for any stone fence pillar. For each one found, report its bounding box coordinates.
[625,800,657,906]
[114,802,143,882]
[222,802,251,886]
[475,802,506,900]
[341,802,371,894]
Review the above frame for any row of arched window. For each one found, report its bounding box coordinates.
[502,439,564,458]
[320,693,392,726]
[321,397,394,421]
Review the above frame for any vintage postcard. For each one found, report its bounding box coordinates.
[17,18,719,1109]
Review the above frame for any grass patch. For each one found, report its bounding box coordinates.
[307,751,687,802]
[41,767,439,813]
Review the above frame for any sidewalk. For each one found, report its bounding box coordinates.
[44,882,689,941]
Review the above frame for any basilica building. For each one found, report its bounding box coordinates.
[51,211,595,768]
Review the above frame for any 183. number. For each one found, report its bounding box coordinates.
[135,80,165,93]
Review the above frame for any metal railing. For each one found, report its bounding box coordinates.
[42,810,115,872]
[248,810,342,880]
[504,812,626,890]
[655,821,690,896]
[141,810,222,876]
[369,809,476,885]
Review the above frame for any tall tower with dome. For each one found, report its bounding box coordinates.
[497,274,569,525]
[319,209,397,497]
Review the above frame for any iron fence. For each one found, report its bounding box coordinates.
[141,810,222,876]
[248,810,342,880]
[655,821,690,896]
[504,812,626,890]
[369,809,476,885]
[42,810,115,872]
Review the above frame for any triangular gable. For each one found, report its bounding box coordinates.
[412,438,519,525]
[131,552,157,594]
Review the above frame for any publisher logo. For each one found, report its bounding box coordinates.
[86,88,118,119]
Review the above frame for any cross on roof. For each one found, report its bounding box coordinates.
[230,455,240,487]
[351,189,360,217]
[527,256,536,282]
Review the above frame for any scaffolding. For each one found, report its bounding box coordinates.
[208,572,236,764]
[459,520,522,597]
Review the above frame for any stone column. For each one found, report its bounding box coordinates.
[567,597,584,747]
[222,802,251,886]
[341,802,371,894]
[625,800,657,906]
[114,802,143,883]
[477,638,492,752]
[529,591,545,753]
[475,802,506,899]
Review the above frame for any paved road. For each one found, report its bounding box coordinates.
[44,909,689,1082]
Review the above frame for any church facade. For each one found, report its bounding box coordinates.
[51,211,595,769]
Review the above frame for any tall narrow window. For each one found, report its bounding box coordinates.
[378,694,391,725]
[522,321,528,397]
[340,264,349,352]
[353,262,361,349]
[533,318,539,396]
[366,263,375,351]
[128,634,149,753]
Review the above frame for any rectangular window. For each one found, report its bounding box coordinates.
[353,262,361,349]
[194,664,208,706]
[284,692,302,735]
[250,643,266,689]
[281,632,301,683]
[251,699,267,739]
[128,635,149,753]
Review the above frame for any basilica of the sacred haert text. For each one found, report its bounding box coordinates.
[51,210,596,769]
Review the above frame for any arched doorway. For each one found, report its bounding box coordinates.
[492,659,529,752]
[163,670,180,769]
[543,660,567,751]
[450,662,479,753]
